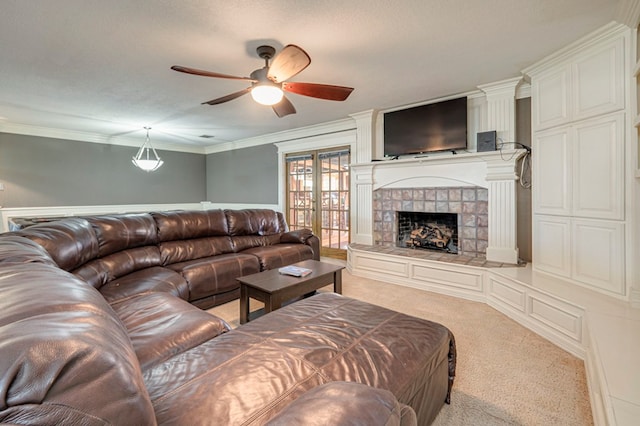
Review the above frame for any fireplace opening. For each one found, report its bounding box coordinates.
[397,211,459,254]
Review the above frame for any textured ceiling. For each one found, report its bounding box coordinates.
[0,0,622,152]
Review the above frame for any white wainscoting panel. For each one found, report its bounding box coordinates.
[533,215,572,278]
[528,293,583,343]
[532,64,571,130]
[572,113,625,220]
[533,127,572,215]
[488,276,527,313]
[572,219,625,295]
[572,35,625,121]
[350,252,409,277]
[412,263,484,293]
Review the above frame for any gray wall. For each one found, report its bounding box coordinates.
[516,97,532,262]
[206,143,278,204]
[0,133,206,207]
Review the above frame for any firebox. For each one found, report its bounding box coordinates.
[397,211,459,254]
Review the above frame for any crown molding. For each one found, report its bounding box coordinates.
[0,122,207,154]
[382,89,484,113]
[516,82,532,99]
[617,0,640,28]
[478,76,522,98]
[522,21,629,77]
[204,117,356,154]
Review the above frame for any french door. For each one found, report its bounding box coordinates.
[285,148,350,259]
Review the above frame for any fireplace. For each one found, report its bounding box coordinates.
[397,211,458,253]
[373,186,489,258]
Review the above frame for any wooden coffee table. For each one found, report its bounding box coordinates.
[237,260,344,324]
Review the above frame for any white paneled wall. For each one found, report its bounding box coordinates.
[524,23,632,299]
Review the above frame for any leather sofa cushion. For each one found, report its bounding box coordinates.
[167,253,260,301]
[99,266,190,304]
[0,235,57,266]
[280,228,314,244]
[110,292,231,370]
[153,209,229,241]
[87,214,158,257]
[73,246,162,289]
[242,244,314,270]
[225,209,288,236]
[0,263,155,425]
[14,218,99,271]
[265,382,417,426]
[231,234,281,252]
[143,293,454,425]
[158,236,234,265]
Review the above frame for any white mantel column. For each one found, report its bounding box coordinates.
[349,110,377,164]
[351,164,375,244]
[349,110,378,244]
[478,77,522,264]
[478,77,521,144]
[484,152,526,264]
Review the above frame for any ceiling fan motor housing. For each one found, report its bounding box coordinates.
[250,67,271,83]
[256,45,276,60]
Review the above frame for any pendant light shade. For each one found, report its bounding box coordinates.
[132,127,163,172]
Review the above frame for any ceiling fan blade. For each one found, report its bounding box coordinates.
[267,45,311,83]
[282,82,354,101]
[202,88,251,105]
[171,65,255,82]
[272,96,296,118]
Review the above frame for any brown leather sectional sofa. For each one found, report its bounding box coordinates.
[0,208,456,425]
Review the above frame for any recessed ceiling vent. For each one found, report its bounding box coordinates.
[199,134,215,139]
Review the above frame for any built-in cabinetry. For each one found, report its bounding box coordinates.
[525,23,632,298]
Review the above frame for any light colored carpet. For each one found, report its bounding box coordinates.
[209,269,593,426]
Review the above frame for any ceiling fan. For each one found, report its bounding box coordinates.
[171,44,354,118]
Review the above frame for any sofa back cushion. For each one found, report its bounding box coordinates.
[0,261,156,425]
[14,218,99,271]
[159,236,234,265]
[87,214,158,257]
[152,210,229,241]
[0,235,58,266]
[225,209,288,236]
[231,234,282,253]
[73,246,163,289]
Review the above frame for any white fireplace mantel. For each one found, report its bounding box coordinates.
[350,149,527,263]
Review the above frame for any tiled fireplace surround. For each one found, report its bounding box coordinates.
[373,186,489,258]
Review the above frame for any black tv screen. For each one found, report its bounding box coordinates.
[383,97,468,156]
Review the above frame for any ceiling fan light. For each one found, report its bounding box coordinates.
[251,84,283,106]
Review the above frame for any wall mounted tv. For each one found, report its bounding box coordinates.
[383,96,468,157]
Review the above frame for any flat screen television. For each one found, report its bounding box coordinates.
[383,96,468,157]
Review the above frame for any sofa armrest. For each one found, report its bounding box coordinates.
[266,382,417,426]
[280,229,320,260]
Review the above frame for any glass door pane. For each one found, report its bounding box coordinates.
[286,155,314,231]
[319,150,350,258]
[286,149,350,260]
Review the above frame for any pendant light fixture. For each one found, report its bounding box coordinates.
[132,127,163,172]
